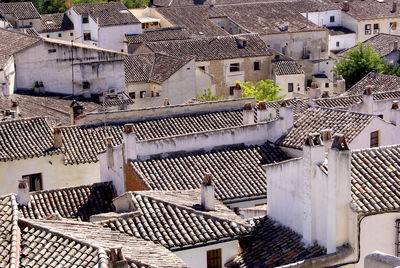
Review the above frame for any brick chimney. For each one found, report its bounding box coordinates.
[109,247,128,268]
[390,101,400,125]
[279,101,294,134]
[362,85,374,114]
[201,173,215,211]
[342,0,349,12]
[122,124,137,161]
[53,127,63,149]
[17,180,30,206]
[243,102,255,125]
[233,83,242,99]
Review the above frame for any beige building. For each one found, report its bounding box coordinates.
[136,34,272,98]
[272,60,306,99]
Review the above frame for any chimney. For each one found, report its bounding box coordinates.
[34,81,40,95]
[321,91,329,98]
[257,101,268,122]
[109,247,128,268]
[342,0,349,12]
[309,82,321,99]
[243,102,255,125]
[320,129,333,150]
[390,101,400,125]
[302,133,325,246]
[233,83,242,99]
[201,173,215,211]
[336,75,346,94]
[106,137,114,169]
[11,101,19,115]
[362,86,374,114]
[17,180,30,206]
[39,81,44,94]
[122,124,137,161]
[326,134,351,254]
[394,41,399,51]
[279,101,294,134]
[53,127,63,149]
[393,0,397,12]
[10,110,17,119]
[70,100,84,125]
[163,98,170,106]
[99,92,105,103]
[236,37,247,49]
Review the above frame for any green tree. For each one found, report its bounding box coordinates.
[333,43,386,89]
[196,88,223,101]
[237,79,285,102]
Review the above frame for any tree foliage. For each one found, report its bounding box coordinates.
[333,43,386,89]
[237,79,285,102]
[195,88,224,101]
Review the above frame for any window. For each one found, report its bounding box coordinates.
[46,34,50,38]
[82,13,89,24]
[82,81,90,89]
[307,80,312,87]
[70,32,73,36]
[199,66,205,71]
[29,22,32,26]
[129,92,135,99]
[378,114,383,119]
[374,23,380,34]
[83,32,91,41]
[302,46,309,59]
[325,83,329,88]
[254,61,260,71]
[22,173,42,192]
[229,86,235,96]
[370,131,379,147]
[288,83,294,92]
[140,91,146,98]
[330,16,335,23]
[58,33,62,38]
[48,49,56,53]
[391,22,397,30]
[229,63,240,72]
[207,249,222,268]
[365,24,371,35]
[336,41,340,47]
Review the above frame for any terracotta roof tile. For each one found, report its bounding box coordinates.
[132,142,291,201]
[0,194,19,268]
[41,13,74,33]
[314,91,400,108]
[345,72,400,96]
[125,26,191,44]
[272,60,304,76]
[0,2,40,20]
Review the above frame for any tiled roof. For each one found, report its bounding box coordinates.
[61,108,244,164]
[351,144,400,214]
[0,28,40,68]
[103,98,134,107]
[22,219,188,267]
[330,0,400,21]
[314,91,400,108]
[337,34,400,58]
[0,117,61,162]
[41,13,74,32]
[0,194,19,268]
[227,216,326,267]
[272,60,304,76]
[327,26,355,36]
[278,107,375,149]
[104,191,250,250]
[131,142,291,201]
[345,72,400,96]
[144,34,271,61]
[72,2,139,26]
[19,182,116,222]
[125,53,191,84]
[125,26,191,44]
[0,2,41,20]
[0,94,100,126]
[264,98,311,119]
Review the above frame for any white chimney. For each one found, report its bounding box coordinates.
[336,75,346,94]
[106,137,114,169]
[279,101,294,134]
[302,133,325,246]
[361,86,374,114]
[342,0,349,11]
[17,180,30,206]
[243,102,255,125]
[309,82,321,99]
[320,129,333,151]
[233,83,242,99]
[53,127,63,149]
[201,173,215,211]
[257,101,269,123]
[99,92,105,103]
[11,101,19,115]
[393,0,398,13]
[122,124,137,161]
[326,134,351,254]
[390,101,400,125]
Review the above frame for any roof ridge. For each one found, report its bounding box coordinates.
[28,181,113,195]
[9,194,20,268]
[0,116,47,126]
[351,143,400,153]
[311,106,376,117]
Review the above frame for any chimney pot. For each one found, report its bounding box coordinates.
[342,0,349,12]
[320,129,333,141]
[304,133,323,146]
[124,123,134,133]
[322,91,329,98]
[17,180,30,206]
[393,100,399,109]
[106,137,113,147]
[243,102,255,125]
[233,83,242,99]
[258,101,266,110]
[364,85,373,95]
[331,134,349,150]
[201,172,215,211]
[53,128,63,148]
[163,98,170,106]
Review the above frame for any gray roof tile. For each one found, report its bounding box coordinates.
[0,2,40,20]
[345,72,400,96]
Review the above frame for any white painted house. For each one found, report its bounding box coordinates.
[0,2,42,31]
[272,59,306,99]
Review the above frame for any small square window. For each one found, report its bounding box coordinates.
[58,33,62,38]
[70,32,73,36]
[378,114,383,119]
[254,61,260,71]
[330,16,335,23]
[370,131,379,147]
[325,83,329,88]
[22,173,42,192]
[288,83,293,92]
[82,81,90,89]
[84,32,91,41]
[391,22,397,30]
[29,22,33,26]
[46,34,50,38]
[82,13,89,24]
[230,63,240,72]
[336,41,340,47]
[129,92,135,99]
[229,86,235,95]
[140,91,146,98]
[207,249,222,268]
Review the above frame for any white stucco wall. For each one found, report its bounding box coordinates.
[0,55,15,96]
[99,23,142,52]
[0,153,100,196]
[14,41,125,96]
[357,18,400,43]
[40,30,75,42]
[174,240,239,268]
[274,73,305,99]
[303,10,343,27]
[329,33,356,52]
[195,67,214,95]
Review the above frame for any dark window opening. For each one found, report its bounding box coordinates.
[46,34,50,38]
[22,173,42,192]
[370,131,379,147]
[229,86,235,96]
[325,83,329,88]
[82,14,89,24]
[207,248,222,268]
[29,22,33,26]
[254,61,260,71]
[48,49,56,53]
[58,33,62,38]
[307,80,312,87]
[378,114,383,119]
[199,66,205,71]
[288,83,294,92]
[336,41,340,47]
[330,16,335,23]
[84,32,91,41]
[70,32,73,36]
[230,63,240,72]
[140,91,146,98]
[129,92,135,99]
[82,81,90,89]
